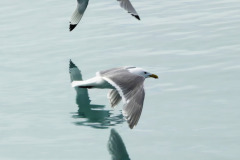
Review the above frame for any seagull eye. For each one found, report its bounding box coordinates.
[144,72,147,74]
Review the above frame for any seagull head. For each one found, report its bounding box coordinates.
[128,67,158,79]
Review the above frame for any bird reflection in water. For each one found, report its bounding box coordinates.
[69,60,124,129]
[108,129,131,160]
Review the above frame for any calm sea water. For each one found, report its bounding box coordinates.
[1,0,240,159]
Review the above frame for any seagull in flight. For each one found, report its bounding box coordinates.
[71,66,158,129]
[69,0,141,31]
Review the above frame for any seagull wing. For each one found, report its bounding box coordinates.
[69,60,84,82]
[117,0,140,20]
[99,68,145,129]
[69,60,91,104]
[108,89,122,108]
[69,0,89,31]
[123,83,145,129]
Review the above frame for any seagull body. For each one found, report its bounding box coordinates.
[72,76,114,89]
[69,0,140,31]
[72,66,158,129]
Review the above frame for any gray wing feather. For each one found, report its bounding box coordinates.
[98,67,124,75]
[123,85,145,129]
[108,89,122,108]
[98,67,135,76]
[117,0,140,20]
[100,68,145,129]
[69,0,89,31]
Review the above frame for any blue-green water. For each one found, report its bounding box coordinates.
[1,0,240,159]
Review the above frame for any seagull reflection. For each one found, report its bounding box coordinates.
[69,60,124,129]
[108,129,131,160]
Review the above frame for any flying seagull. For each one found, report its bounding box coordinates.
[69,60,124,128]
[69,0,141,31]
[71,66,158,129]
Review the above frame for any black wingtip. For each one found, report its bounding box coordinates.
[69,24,77,32]
[131,14,140,20]
[69,59,77,69]
[135,15,140,20]
[129,123,134,129]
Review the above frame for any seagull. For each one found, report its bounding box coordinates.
[69,0,141,31]
[69,60,124,128]
[71,66,158,129]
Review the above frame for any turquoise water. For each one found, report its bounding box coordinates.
[1,0,240,159]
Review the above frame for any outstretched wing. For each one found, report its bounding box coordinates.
[69,60,91,104]
[69,59,83,82]
[99,68,145,129]
[117,0,140,20]
[69,0,89,31]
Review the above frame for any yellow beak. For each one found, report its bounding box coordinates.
[149,74,158,79]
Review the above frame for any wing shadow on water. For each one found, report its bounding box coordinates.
[69,60,124,129]
[108,129,131,160]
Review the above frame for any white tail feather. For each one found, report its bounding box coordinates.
[71,81,83,87]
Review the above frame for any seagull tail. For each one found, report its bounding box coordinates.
[71,81,83,87]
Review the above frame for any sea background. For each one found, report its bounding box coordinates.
[0,0,240,159]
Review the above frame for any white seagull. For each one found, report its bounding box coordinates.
[71,66,158,129]
[69,0,141,31]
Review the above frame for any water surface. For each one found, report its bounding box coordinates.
[0,0,240,159]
